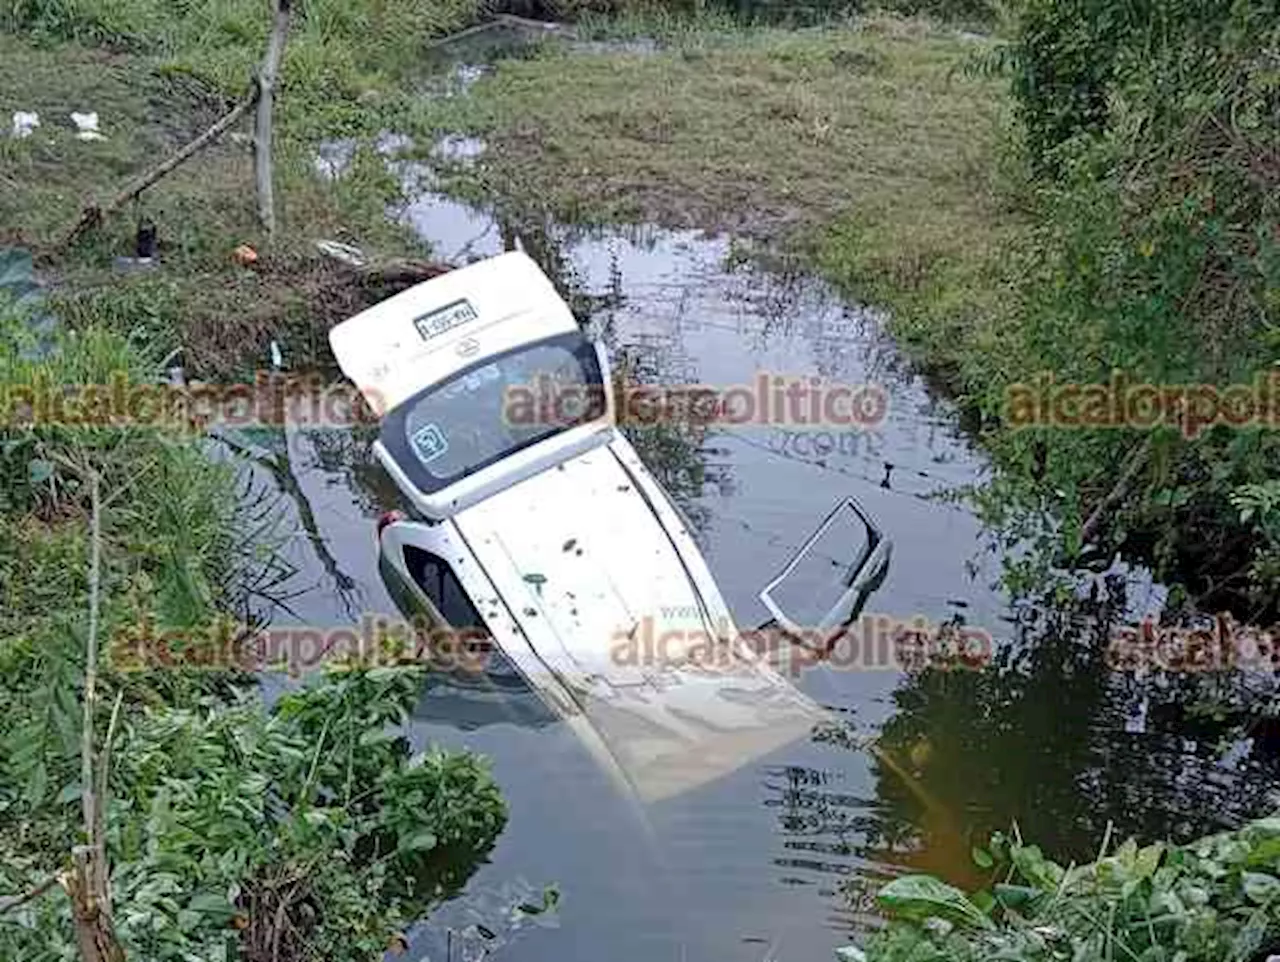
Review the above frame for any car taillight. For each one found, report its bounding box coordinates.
[375,510,406,538]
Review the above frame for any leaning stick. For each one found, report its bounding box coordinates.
[57,91,257,251]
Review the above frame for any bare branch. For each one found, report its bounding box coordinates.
[95,690,125,917]
[56,91,257,252]
[81,471,102,856]
[1080,435,1154,546]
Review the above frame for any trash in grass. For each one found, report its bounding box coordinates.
[135,218,158,259]
[112,256,158,274]
[70,111,104,140]
[315,239,368,268]
[11,111,39,138]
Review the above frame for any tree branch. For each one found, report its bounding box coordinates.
[1080,435,1155,545]
[57,91,258,252]
[94,690,125,917]
[81,470,102,865]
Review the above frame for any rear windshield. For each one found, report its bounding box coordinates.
[379,331,607,493]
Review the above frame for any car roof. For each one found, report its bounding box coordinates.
[328,250,578,415]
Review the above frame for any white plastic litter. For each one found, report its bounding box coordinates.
[314,239,368,268]
[269,340,284,371]
[70,111,104,141]
[12,111,39,138]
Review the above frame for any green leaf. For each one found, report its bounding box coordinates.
[402,830,438,853]
[972,846,995,869]
[878,875,994,930]
[358,727,390,747]
[1134,842,1164,879]
[187,891,233,916]
[1011,843,1064,889]
[994,883,1044,911]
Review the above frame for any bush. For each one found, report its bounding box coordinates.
[855,814,1280,962]
[0,251,512,960]
[1,667,509,962]
[938,0,1280,613]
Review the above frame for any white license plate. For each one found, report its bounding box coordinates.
[414,299,478,341]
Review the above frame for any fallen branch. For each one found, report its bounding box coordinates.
[423,17,519,52]
[354,258,454,288]
[57,91,257,252]
[254,0,293,236]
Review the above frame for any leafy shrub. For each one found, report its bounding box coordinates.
[854,815,1280,962]
[0,251,513,960]
[1,667,509,962]
[932,0,1280,613]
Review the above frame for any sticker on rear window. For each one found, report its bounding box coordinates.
[410,424,449,464]
[414,299,478,341]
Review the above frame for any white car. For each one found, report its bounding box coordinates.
[329,251,891,803]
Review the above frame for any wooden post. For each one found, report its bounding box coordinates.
[68,473,126,962]
[255,0,293,236]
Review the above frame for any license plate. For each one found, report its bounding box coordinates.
[414,299,478,341]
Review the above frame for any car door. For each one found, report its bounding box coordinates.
[758,496,891,646]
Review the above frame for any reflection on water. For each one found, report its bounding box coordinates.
[227,112,1280,959]
[869,576,1280,868]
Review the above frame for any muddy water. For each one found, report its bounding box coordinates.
[242,39,1280,962]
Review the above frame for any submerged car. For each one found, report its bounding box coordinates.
[329,251,891,803]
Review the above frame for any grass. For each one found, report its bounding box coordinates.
[3,3,1019,381]
[0,37,421,378]
[409,12,1022,379]
[0,0,497,378]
